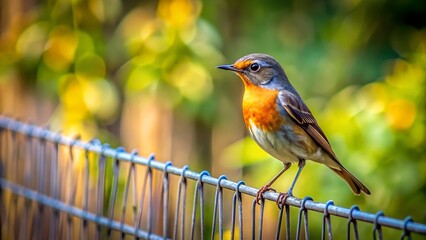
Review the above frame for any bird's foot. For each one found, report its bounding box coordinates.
[255,186,276,205]
[276,190,293,209]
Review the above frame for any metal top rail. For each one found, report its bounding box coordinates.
[1,116,425,239]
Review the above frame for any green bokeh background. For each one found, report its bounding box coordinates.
[0,0,425,238]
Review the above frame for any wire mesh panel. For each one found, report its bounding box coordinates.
[1,116,426,239]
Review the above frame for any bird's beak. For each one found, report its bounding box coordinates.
[217,64,241,72]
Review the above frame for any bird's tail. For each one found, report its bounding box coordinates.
[330,166,371,195]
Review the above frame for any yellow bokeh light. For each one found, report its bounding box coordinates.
[168,60,212,102]
[386,99,416,130]
[83,79,119,122]
[157,0,200,28]
[43,26,78,71]
[59,74,89,121]
[386,59,424,88]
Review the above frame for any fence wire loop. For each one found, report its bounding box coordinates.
[231,180,244,240]
[135,150,149,231]
[300,196,312,211]
[144,152,155,234]
[173,165,189,240]
[96,143,110,238]
[86,138,101,151]
[129,149,138,160]
[50,130,62,239]
[258,193,266,239]
[162,161,172,238]
[164,161,172,170]
[251,194,259,238]
[163,161,172,175]
[39,126,49,140]
[121,149,138,233]
[322,200,334,240]
[114,146,126,162]
[147,153,155,168]
[235,180,245,195]
[69,135,81,156]
[142,151,156,235]
[54,130,62,143]
[65,135,77,239]
[212,175,227,240]
[101,143,110,154]
[107,146,125,236]
[198,170,210,181]
[296,196,313,240]
[182,165,189,178]
[130,149,139,164]
[191,170,210,240]
[216,175,227,186]
[7,118,16,130]
[373,210,384,240]
[400,216,413,240]
[347,205,360,240]
[82,138,101,239]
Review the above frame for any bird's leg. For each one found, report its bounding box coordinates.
[286,159,306,197]
[276,159,306,207]
[256,163,291,204]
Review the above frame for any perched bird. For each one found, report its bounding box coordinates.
[217,53,370,203]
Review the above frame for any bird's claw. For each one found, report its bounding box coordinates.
[255,186,276,204]
[276,191,293,209]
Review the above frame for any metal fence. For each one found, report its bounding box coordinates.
[0,116,425,239]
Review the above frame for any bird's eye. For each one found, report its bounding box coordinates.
[249,63,260,72]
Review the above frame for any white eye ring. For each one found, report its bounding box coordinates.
[249,63,260,72]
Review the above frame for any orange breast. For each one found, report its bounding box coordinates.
[242,84,284,131]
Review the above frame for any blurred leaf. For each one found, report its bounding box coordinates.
[75,53,106,79]
[221,136,272,168]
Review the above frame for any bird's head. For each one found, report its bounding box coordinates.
[217,53,289,89]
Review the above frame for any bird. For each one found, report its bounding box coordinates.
[217,53,370,203]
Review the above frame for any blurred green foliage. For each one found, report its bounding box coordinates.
[0,0,425,238]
